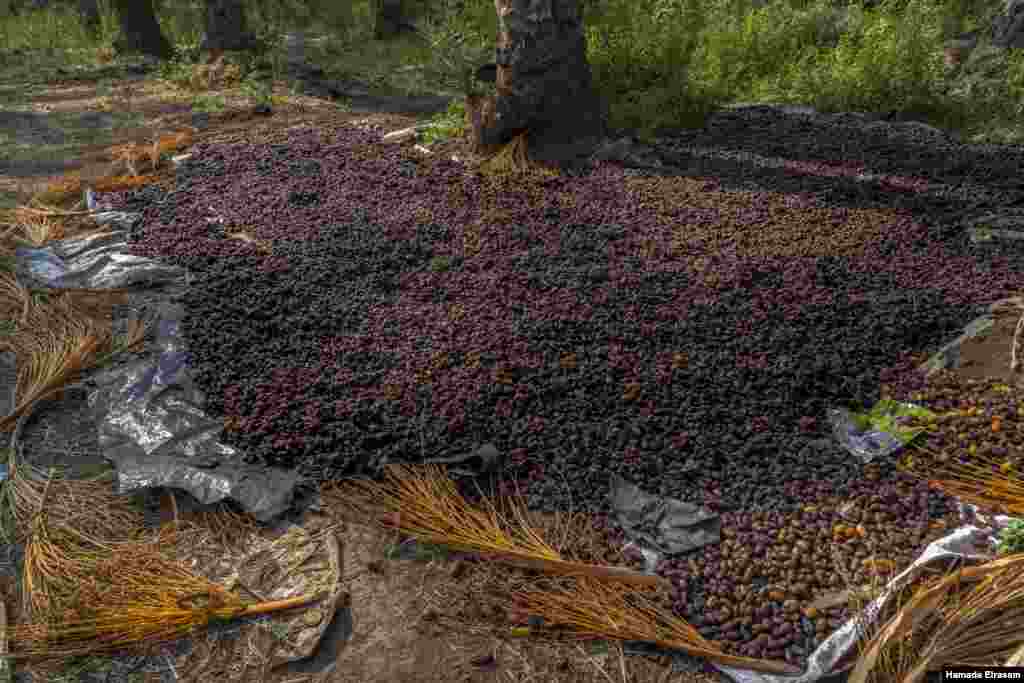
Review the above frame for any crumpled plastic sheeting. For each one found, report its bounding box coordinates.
[714,525,997,683]
[959,500,1018,551]
[16,228,185,291]
[12,197,299,522]
[610,475,721,558]
[609,470,1010,682]
[829,400,938,465]
[85,301,299,522]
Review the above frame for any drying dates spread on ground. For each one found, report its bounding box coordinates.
[99,106,1024,666]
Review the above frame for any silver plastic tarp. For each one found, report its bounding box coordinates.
[715,519,1006,683]
[10,190,298,522]
[612,475,1009,681]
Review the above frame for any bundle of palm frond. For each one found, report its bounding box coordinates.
[847,421,1024,682]
[322,464,804,675]
[902,447,1024,517]
[511,576,801,675]
[849,552,1024,683]
[0,238,151,561]
[5,508,322,663]
[10,462,156,617]
[0,263,145,437]
[0,178,135,257]
[321,463,668,589]
[107,130,194,178]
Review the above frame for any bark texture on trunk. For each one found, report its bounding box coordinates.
[466,0,607,173]
[112,0,174,60]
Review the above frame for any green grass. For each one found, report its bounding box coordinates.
[190,92,227,113]
[0,0,1020,148]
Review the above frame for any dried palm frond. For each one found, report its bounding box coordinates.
[850,553,1024,683]
[0,273,146,436]
[902,448,1024,517]
[36,130,192,203]
[325,465,800,674]
[853,415,1024,682]
[512,577,799,675]
[7,512,323,663]
[322,464,669,589]
[4,462,142,559]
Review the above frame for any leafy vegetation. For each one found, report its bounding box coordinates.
[998,518,1024,556]
[0,0,1021,145]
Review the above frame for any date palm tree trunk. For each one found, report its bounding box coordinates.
[465,0,608,174]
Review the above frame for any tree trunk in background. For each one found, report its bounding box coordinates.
[200,0,263,60]
[466,0,607,173]
[78,0,101,38]
[375,0,420,39]
[111,0,174,60]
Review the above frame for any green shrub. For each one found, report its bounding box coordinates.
[998,519,1024,557]
[420,97,467,145]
